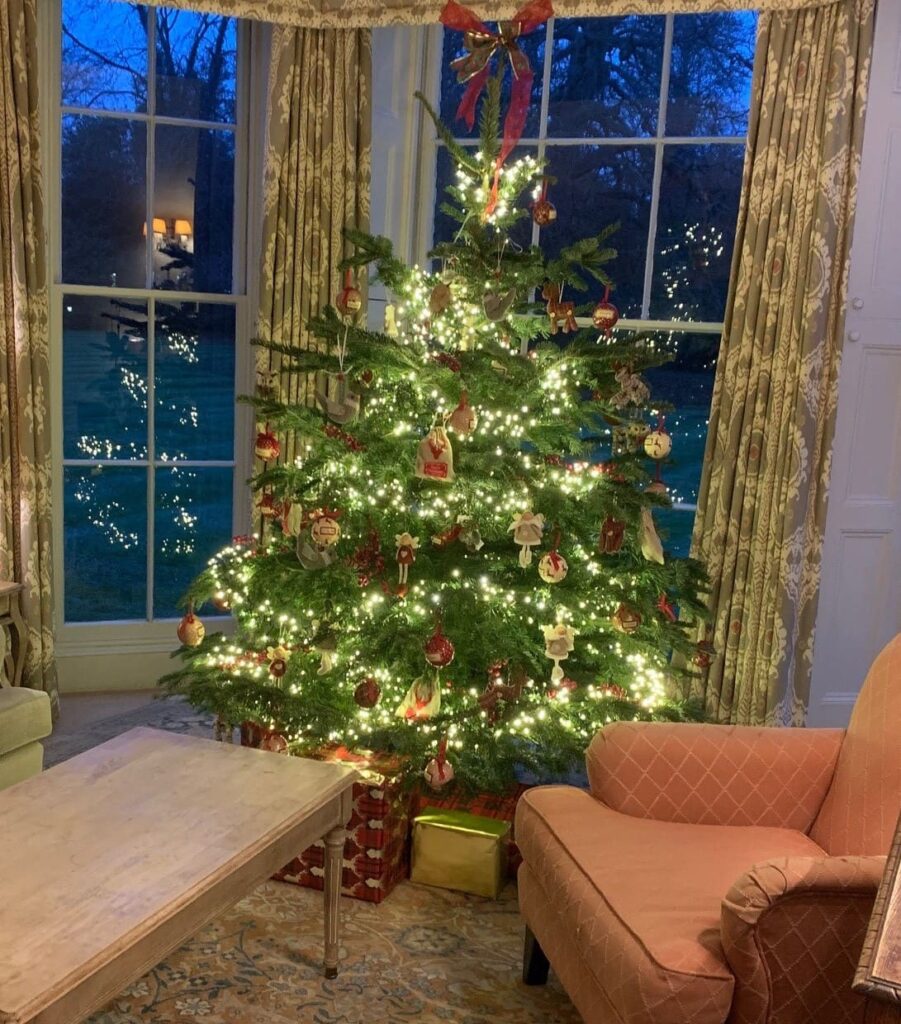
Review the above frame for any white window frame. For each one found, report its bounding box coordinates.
[42,0,265,653]
[417,16,747,334]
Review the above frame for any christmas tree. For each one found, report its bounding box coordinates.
[164,13,710,793]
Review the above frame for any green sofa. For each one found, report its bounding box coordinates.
[0,687,52,790]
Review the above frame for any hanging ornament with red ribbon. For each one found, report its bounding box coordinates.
[531,178,557,226]
[538,528,568,584]
[336,268,363,319]
[424,736,456,790]
[439,0,554,215]
[592,285,620,337]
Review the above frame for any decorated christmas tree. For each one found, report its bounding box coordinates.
[164,7,710,793]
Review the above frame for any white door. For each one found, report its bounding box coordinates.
[808,0,901,725]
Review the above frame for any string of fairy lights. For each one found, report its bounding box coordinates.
[176,150,683,760]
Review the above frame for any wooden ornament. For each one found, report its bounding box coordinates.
[611,603,641,635]
[447,392,478,435]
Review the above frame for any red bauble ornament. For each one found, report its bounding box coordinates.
[269,658,288,678]
[336,269,362,317]
[693,641,714,669]
[592,286,619,336]
[177,610,205,647]
[424,625,455,668]
[254,429,280,462]
[354,677,381,708]
[599,516,626,554]
[531,180,557,226]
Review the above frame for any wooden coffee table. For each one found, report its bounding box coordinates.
[0,727,357,1024]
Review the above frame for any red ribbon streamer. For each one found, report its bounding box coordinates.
[440,0,553,214]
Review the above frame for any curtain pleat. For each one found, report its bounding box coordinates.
[0,0,59,712]
[257,26,371,468]
[691,0,874,725]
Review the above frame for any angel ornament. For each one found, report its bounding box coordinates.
[509,510,545,567]
[542,623,577,684]
[395,532,420,585]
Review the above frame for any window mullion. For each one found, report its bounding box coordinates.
[146,297,156,623]
[641,14,674,321]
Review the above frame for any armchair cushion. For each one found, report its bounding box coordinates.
[721,855,885,1024]
[586,721,844,830]
[515,786,825,1024]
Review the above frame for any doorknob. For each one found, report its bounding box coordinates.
[848,330,861,342]
[851,297,864,310]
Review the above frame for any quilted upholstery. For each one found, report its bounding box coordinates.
[587,722,843,830]
[519,864,623,1024]
[515,786,824,1024]
[721,855,886,1024]
[811,634,901,856]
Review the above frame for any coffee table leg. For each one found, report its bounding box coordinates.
[323,825,345,978]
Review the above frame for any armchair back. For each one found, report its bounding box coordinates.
[810,633,901,856]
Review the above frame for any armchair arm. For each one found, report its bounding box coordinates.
[721,855,885,1024]
[586,721,844,828]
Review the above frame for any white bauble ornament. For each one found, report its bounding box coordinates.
[538,551,568,584]
[644,428,672,460]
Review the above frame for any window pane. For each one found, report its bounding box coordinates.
[155,303,236,461]
[154,466,233,618]
[667,13,757,137]
[547,17,664,138]
[63,295,149,461]
[62,115,147,288]
[650,144,744,322]
[644,332,717,507]
[153,124,234,293]
[62,0,148,113]
[439,27,544,140]
[64,465,147,622]
[540,145,654,318]
[154,8,237,123]
[432,145,535,255]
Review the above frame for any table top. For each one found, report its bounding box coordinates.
[0,580,22,599]
[0,727,357,1023]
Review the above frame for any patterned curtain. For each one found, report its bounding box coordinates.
[691,0,874,725]
[0,0,59,712]
[257,26,371,467]
[153,0,837,28]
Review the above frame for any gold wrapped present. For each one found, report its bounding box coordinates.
[411,809,511,898]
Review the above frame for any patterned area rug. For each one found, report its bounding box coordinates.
[43,696,214,767]
[87,880,578,1024]
[48,698,579,1023]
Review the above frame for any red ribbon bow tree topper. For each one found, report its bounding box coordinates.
[440,0,554,214]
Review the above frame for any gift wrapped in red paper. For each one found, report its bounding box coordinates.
[273,744,413,904]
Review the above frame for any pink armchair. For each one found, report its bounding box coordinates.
[515,634,901,1024]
